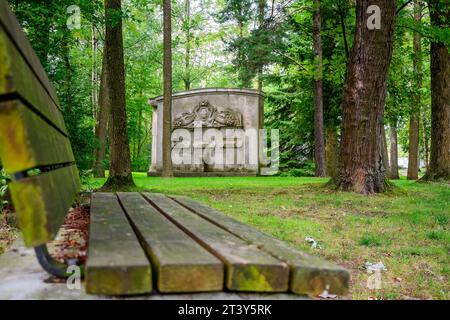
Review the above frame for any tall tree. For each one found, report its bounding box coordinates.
[257,0,266,91]
[162,0,174,178]
[389,123,400,179]
[91,24,99,129]
[407,0,422,180]
[325,126,339,178]
[424,0,450,181]
[334,0,396,193]
[103,0,134,188]
[183,0,192,90]
[93,57,108,178]
[313,0,326,177]
[216,0,253,87]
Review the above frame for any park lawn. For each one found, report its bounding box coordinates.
[1,174,448,299]
[88,173,449,300]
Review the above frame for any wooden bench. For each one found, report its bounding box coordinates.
[0,2,349,297]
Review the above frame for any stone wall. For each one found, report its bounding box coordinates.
[148,88,265,176]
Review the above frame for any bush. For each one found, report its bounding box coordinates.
[79,169,96,191]
[0,168,10,211]
[287,162,316,177]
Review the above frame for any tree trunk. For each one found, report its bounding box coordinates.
[103,0,134,188]
[407,0,422,180]
[408,115,420,179]
[325,126,339,178]
[422,115,429,169]
[312,0,326,177]
[424,0,450,181]
[389,124,400,179]
[257,0,266,92]
[162,0,174,178]
[184,0,191,90]
[93,57,108,178]
[91,23,98,130]
[334,0,396,194]
[382,127,390,179]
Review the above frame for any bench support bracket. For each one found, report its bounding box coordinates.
[34,245,83,278]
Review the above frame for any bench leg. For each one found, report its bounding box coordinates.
[34,244,84,278]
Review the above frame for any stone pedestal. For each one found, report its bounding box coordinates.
[148,88,265,177]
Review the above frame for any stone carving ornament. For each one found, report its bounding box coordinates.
[173,100,243,129]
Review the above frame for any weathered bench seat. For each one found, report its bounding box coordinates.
[85,192,349,296]
[0,2,349,297]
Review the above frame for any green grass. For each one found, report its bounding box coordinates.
[86,173,449,300]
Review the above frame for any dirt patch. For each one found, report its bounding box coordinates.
[50,206,90,265]
[352,211,389,218]
[0,205,17,253]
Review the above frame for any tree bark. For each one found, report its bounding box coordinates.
[313,0,326,177]
[424,0,450,181]
[103,0,134,188]
[257,0,266,92]
[162,0,174,178]
[382,127,390,179]
[93,56,108,178]
[407,0,422,180]
[91,23,98,129]
[421,115,429,169]
[389,124,400,179]
[325,126,339,178]
[184,0,191,90]
[334,0,396,194]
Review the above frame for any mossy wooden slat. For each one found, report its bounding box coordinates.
[0,1,59,104]
[143,193,289,292]
[0,26,66,134]
[9,165,80,247]
[86,193,152,296]
[0,100,75,174]
[117,192,224,293]
[173,196,350,296]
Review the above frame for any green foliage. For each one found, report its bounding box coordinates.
[287,163,316,177]
[6,0,447,175]
[0,168,9,212]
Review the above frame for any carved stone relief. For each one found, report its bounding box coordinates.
[173,100,243,129]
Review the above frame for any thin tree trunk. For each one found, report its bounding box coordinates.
[103,0,134,188]
[91,23,98,131]
[313,0,326,177]
[422,116,429,169]
[93,57,108,178]
[325,126,339,178]
[162,0,174,178]
[257,0,266,91]
[184,0,191,90]
[389,124,400,179]
[136,108,142,158]
[424,0,450,181]
[408,116,420,179]
[407,0,422,180]
[382,126,390,179]
[337,1,349,61]
[62,34,73,115]
[334,0,396,194]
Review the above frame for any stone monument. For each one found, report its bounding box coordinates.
[148,88,266,176]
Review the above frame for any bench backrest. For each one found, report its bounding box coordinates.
[0,2,80,248]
